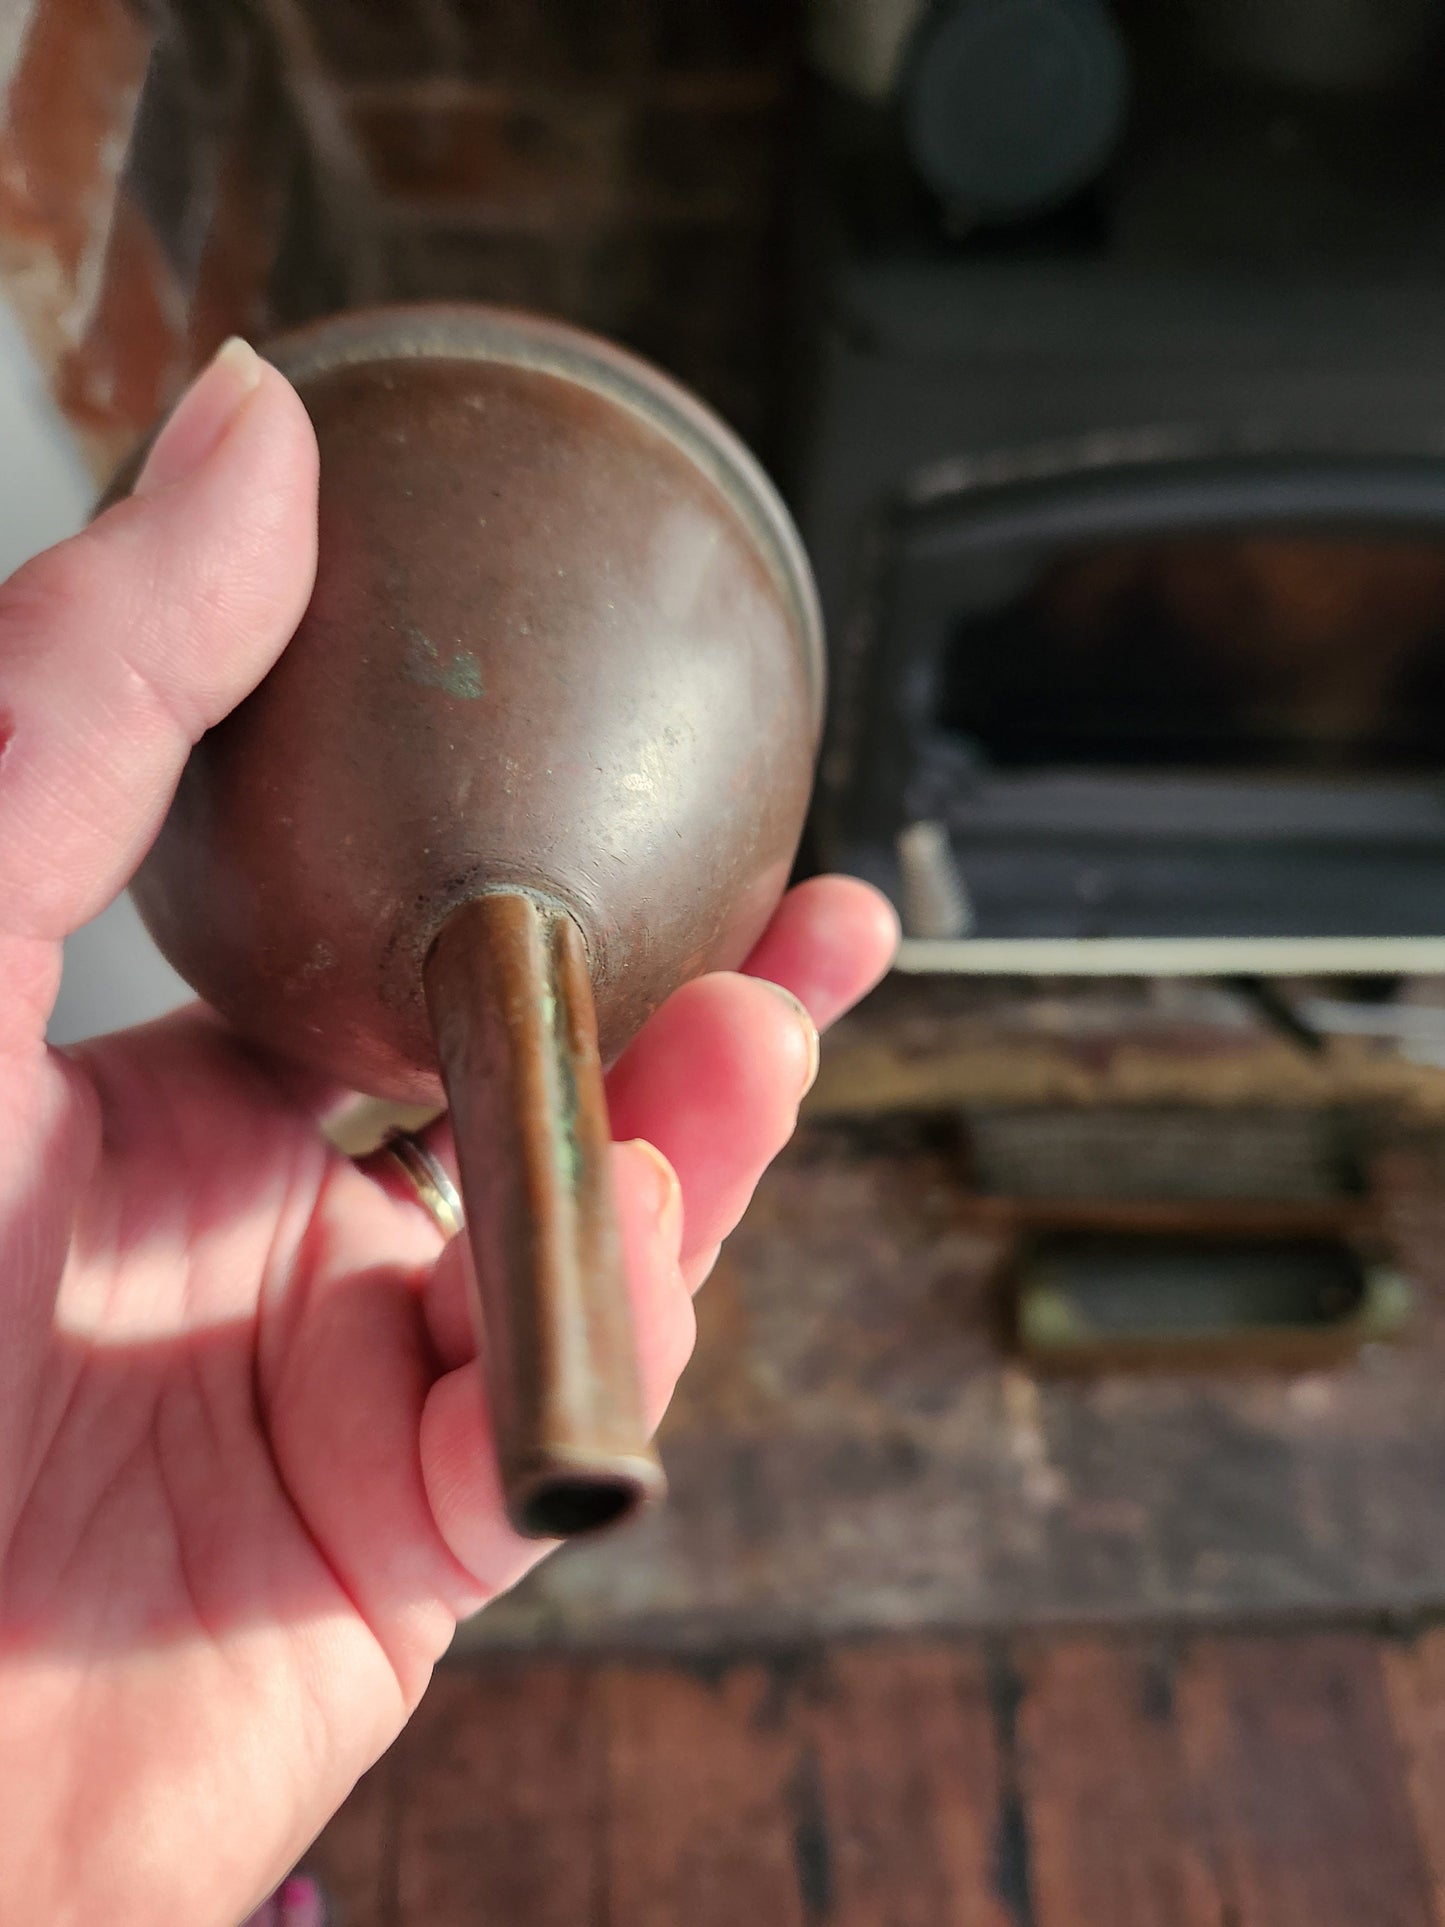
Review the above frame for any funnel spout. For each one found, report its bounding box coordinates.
[424,890,664,1538]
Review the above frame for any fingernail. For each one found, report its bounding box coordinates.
[627,1138,683,1247]
[135,337,264,496]
[762,980,821,1094]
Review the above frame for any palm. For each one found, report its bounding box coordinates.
[0,345,896,1924]
[8,1016,448,1918]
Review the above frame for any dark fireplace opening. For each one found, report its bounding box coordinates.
[819,462,1445,954]
[937,534,1445,776]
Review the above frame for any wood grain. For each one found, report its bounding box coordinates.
[1177,1635,1436,1927]
[1018,1636,1222,1927]
[308,1632,1445,1926]
[393,1662,605,1927]
[602,1660,809,1927]
[801,1642,1015,1927]
[1383,1629,1445,1924]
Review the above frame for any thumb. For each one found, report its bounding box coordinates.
[0,339,317,978]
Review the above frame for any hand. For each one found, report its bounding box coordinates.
[0,342,897,1925]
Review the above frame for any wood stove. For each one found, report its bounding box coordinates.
[796,0,1445,974]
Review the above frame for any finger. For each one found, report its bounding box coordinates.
[605,972,817,1267]
[419,1136,689,1377]
[329,877,897,1308]
[417,1367,544,1613]
[418,1137,694,1602]
[683,1242,722,1294]
[617,1137,697,1412]
[739,874,899,1028]
[0,339,318,957]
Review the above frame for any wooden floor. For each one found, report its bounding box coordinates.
[313,1625,1445,1925]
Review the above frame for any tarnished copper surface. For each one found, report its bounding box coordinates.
[126,303,823,1534]
[426,892,664,1536]
[132,305,822,1101]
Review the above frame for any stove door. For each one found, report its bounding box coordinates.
[819,452,1445,972]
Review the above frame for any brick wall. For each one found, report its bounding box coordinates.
[0,0,805,474]
[0,0,342,474]
[276,0,804,445]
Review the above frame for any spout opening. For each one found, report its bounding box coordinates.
[512,1460,664,1539]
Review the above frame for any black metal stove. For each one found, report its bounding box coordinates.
[795,0,1445,974]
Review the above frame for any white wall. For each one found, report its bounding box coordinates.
[0,299,189,1044]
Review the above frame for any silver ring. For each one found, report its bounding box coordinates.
[383,1133,464,1240]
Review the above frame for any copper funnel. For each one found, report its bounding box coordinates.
[124,305,824,1536]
